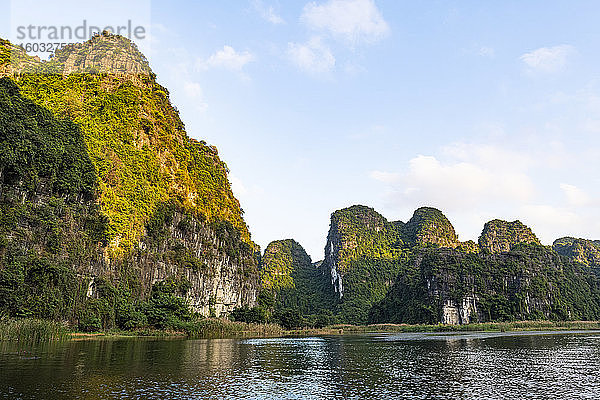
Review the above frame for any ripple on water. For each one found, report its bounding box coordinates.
[1,331,600,399]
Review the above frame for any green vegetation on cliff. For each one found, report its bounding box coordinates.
[0,77,106,321]
[265,205,600,327]
[0,35,259,333]
[370,244,600,324]
[553,237,600,268]
[320,205,408,324]
[479,219,540,253]
[233,239,335,329]
[1,34,251,254]
[402,207,459,248]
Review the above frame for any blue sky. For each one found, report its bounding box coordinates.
[3,1,600,259]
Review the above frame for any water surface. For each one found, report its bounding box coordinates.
[1,330,599,399]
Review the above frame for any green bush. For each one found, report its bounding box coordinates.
[230,306,268,324]
[78,314,102,332]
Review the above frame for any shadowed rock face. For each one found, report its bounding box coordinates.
[553,237,600,268]
[478,219,540,253]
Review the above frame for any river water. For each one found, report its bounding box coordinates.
[1,331,599,399]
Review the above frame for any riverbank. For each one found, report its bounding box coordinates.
[284,320,600,336]
[3,318,600,342]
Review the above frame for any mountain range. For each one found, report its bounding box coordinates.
[1,34,599,330]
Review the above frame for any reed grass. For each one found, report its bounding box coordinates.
[0,319,70,342]
[180,319,284,338]
[320,320,600,334]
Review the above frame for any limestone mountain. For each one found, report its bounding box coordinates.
[553,237,600,268]
[0,34,258,329]
[317,205,407,323]
[283,205,600,326]
[402,207,460,248]
[478,219,540,253]
[259,239,333,315]
[370,244,600,324]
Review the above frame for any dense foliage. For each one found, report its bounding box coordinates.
[0,78,106,322]
[553,237,600,268]
[370,244,600,323]
[1,35,252,255]
[319,206,408,324]
[260,205,600,327]
[0,78,96,198]
[0,35,258,332]
[237,239,336,328]
[402,207,459,248]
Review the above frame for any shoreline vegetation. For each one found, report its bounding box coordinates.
[2,318,600,342]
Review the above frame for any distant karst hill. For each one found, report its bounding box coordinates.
[2,34,599,331]
[260,205,600,326]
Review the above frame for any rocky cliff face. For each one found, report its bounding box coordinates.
[314,206,600,326]
[370,245,600,325]
[553,237,600,268]
[0,35,259,324]
[53,33,152,76]
[320,205,399,299]
[478,220,540,253]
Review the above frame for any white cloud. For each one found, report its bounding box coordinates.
[388,154,534,209]
[520,45,575,73]
[441,142,534,171]
[230,174,248,196]
[560,183,592,206]
[288,36,335,74]
[253,0,285,24]
[478,46,495,58]
[301,0,390,44]
[519,204,584,243]
[370,142,540,213]
[199,46,255,71]
[182,81,208,112]
[370,139,600,243]
[183,81,203,98]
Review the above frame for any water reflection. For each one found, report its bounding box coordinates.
[1,331,599,399]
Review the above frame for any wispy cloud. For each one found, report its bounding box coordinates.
[301,0,390,45]
[252,0,285,24]
[371,151,535,211]
[478,46,495,58]
[560,183,592,207]
[288,36,335,74]
[198,46,256,71]
[520,45,575,73]
[182,81,208,112]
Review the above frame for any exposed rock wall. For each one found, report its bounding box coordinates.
[0,35,259,320]
[128,210,258,316]
[371,245,600,325]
